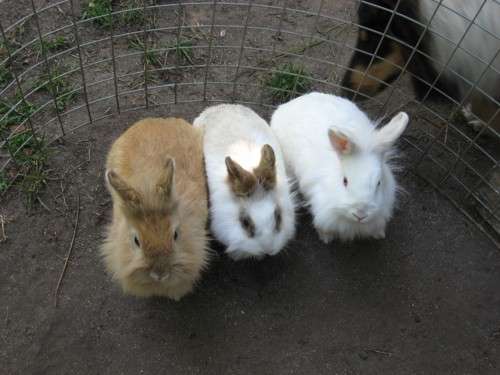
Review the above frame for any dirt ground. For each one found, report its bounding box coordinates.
[1,1,500,374]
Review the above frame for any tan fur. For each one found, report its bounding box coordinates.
[253,144,277,190]
[349,44,404,97]
[225,157,258,197]
[101,118,209,300]
[225,144,277,196]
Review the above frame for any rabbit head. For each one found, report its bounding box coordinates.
[217,144,295,260]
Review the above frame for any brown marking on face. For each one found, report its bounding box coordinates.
[274,207,282,232]
[359,30,368,41]
[132,211,176,259]
[349,43,404,96]
[225,157,257,197]
[253,144,277,191]
[239,212,256,238]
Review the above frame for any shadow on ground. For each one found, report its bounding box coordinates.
[1,109,499,375]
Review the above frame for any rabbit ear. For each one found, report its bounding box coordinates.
[225,156,257,197]
[375,112,409,152]
[328,129,355,155]
[254,144,276,190]
[156,157,175,201]
[106,170,142,210]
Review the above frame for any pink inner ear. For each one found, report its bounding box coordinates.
[337,137,349,153]
[329,130,352,154]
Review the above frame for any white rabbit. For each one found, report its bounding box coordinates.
[193,104,296,260]
[270,92,409,243]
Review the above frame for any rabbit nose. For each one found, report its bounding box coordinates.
[352,209,368,222]
[150,270,170,282]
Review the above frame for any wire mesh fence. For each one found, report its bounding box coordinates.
[0,0,498,246]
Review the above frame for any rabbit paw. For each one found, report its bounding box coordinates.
[373,230,386,240]
[167,282,193,301]
[461,104,483,132]
[317,229,335,244]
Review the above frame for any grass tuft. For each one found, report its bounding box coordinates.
[266,63,311,103]
[36,67,77,111]
[0,96,37,132]
[128,36,163,67]
[82,0,113,28]
[0,94,49,204]
[121,0,146,26]
[9,132,49,205]
[82,0,155,29]
[173,39,194,65]
[36,35,71,54]
[0,64,12,87]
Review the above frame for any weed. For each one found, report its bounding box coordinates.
[82,0,113,28]
[0,96,37,133]
[0,64,12,87]
[4,131,49,205]
[266,63,311,103]
[128,36,163,67]
[173,39,194,65]
[121,0,146,26]
[82,0,155,29]
[36,67,77,111]
[36,35,70,54]
[128,36,195,68]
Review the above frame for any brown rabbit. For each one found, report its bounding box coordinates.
[101,118,209,300]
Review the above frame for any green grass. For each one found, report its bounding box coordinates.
[173,39,194,65]
[0,96,37,132]
[128,36,163,67]
[36,35,70,54]
[82,0,113,28]
[121,0,146,25]
[36,67,77,111]
[3,131,49,205]
[128,36,195,67]
[82,0,154,29]
[0,94,48,204]
[7,132,49,205]
[0,64,12,87]
[266,63,311,103]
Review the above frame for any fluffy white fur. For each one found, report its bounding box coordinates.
[193,104,296,260]
[270,92,409,243]
[421,0,500,104]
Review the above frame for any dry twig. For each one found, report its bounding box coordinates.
[54,190,80,307]
[0,215,7,242]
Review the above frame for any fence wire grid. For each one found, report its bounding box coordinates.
[0,0,499,247]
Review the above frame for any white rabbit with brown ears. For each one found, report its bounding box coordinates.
[194,104,296,260]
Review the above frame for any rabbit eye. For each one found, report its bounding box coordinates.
[343,177,348,187]
[377,180,381,187]
[174,230,179,241]
[134,235,140,248]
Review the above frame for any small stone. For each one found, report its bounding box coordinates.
[358,351,369,360]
